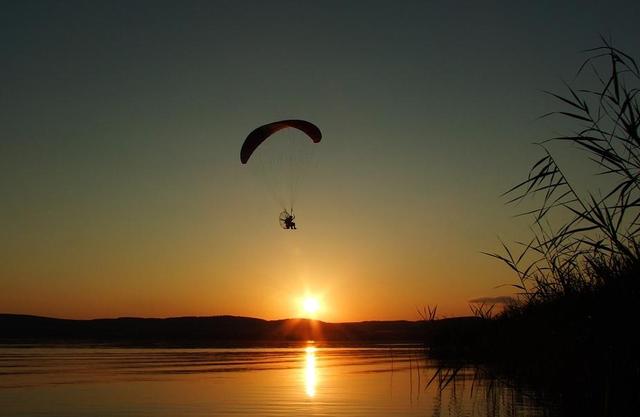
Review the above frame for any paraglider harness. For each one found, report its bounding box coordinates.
[279,210,297,230]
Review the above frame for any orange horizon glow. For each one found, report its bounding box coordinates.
[1,226,516,322]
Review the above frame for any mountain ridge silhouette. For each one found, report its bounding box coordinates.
[0,313,438,345]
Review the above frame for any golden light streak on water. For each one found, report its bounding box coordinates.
[304,345,317,397]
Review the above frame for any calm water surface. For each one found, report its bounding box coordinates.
[0,343,553,417]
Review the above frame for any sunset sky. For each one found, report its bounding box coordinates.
[1,1,639,321]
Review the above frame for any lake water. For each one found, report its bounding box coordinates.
[0,343,554,417]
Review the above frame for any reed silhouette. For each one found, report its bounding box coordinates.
[423,39,640,417]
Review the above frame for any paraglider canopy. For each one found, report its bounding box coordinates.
[240,120,322,164]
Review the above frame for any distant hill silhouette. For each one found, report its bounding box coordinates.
[0,314,429,345]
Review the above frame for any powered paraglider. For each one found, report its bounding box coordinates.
[240,119,322,229]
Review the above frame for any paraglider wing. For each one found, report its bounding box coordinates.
[240,119,322,164]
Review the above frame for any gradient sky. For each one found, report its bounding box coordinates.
[1,1,639,321]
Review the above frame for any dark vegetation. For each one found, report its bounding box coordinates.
[423,41,640,416]
[0,314,424,345]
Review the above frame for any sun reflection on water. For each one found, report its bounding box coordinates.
[304,345,317,398]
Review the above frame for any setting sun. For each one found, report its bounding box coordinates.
[302,297,320,316]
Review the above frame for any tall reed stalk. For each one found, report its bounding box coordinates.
[489,38,640,306]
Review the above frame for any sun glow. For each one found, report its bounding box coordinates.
[302,297,320,317]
